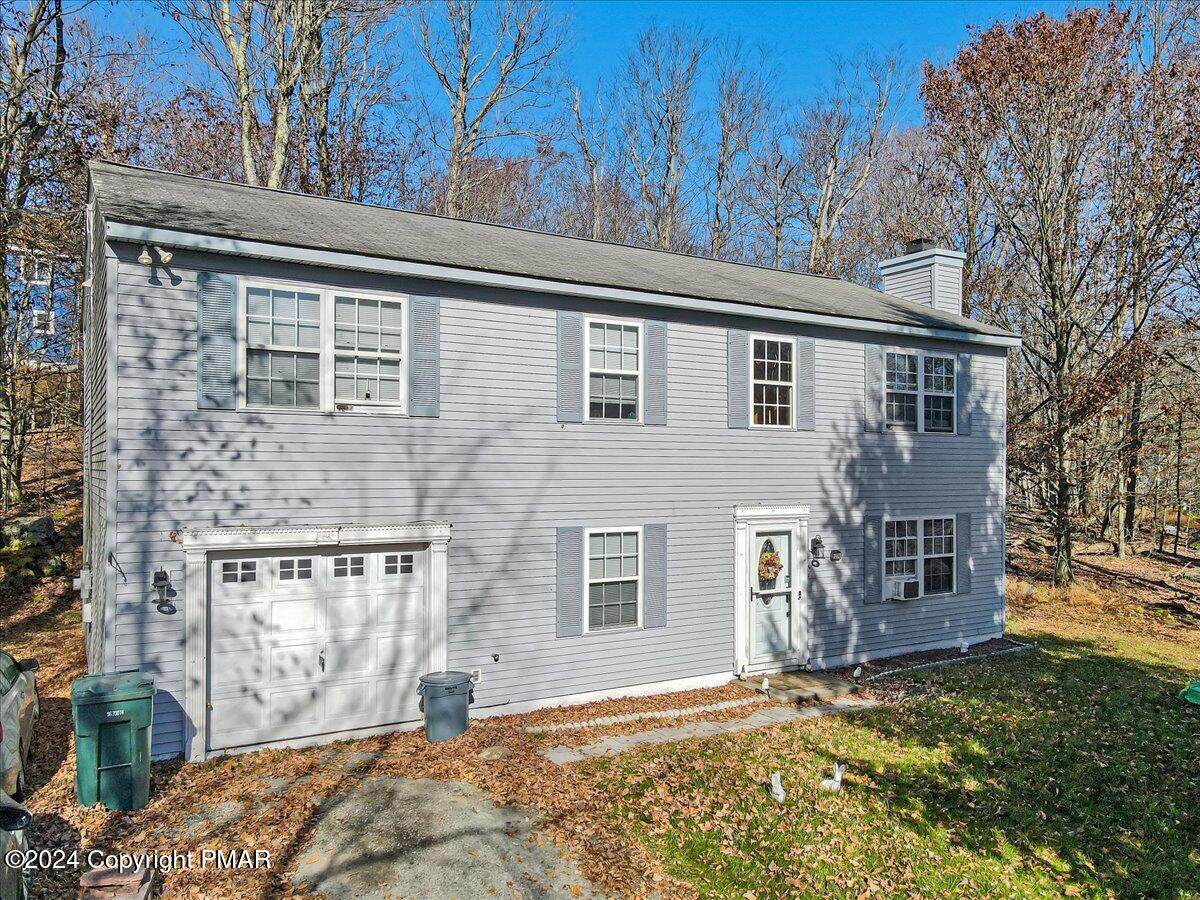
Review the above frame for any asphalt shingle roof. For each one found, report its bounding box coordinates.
[88,161,1015,340]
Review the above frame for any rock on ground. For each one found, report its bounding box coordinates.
[291,777,602,899]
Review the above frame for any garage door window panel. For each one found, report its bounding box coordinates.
[221,560,257,584]
[278,558,313,581]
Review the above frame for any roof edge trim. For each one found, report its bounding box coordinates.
[105,221,1022,348]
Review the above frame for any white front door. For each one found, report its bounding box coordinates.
[750,527,796,664]
[734,507,810,675]
[207,544,427,751]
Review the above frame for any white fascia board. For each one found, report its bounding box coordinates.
[107,221,1021,348]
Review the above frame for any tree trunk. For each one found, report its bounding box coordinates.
[1121,375,1145,554]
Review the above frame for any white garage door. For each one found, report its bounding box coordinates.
[207,544,427,751]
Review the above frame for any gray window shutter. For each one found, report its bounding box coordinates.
[557,310,584,423]
[956,513,972,594]
[196,272,236,410]
[796,337,815,431]
[727,328,749,428]
[407,296,440,417]
[863,514,883,603]
[643,523,668,628]
[644,321,668,425]
[864,344,884,433]
[556,526,583,637]
[956,353,972,435]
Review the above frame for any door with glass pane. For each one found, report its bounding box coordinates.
[751,528,794,662]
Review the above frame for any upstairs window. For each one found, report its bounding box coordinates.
[752,336,794,428]
[587,319,641,421]
[245,287,321,409]
[334,295,404,405]
[885,351,955,433]
[239,283,409,413]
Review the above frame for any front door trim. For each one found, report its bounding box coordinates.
[175,521,451,761]
[733,505,810,676]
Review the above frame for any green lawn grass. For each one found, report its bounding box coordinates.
[593,610,1200,898]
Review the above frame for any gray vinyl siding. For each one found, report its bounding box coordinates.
[883,267,933,309]
[81,205,113,674]
[935,265,963,317]
[105,242,1008,759]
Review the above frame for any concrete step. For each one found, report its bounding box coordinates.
[761,671,858,705]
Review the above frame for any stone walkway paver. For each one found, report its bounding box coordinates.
[543,696,879,765]
[525,696,760,734]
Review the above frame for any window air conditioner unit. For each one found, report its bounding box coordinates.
[886,577,919,601]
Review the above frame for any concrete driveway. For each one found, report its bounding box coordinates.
[292,776,602,899]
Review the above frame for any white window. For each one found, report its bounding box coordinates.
[221,560,257,584]
[334,295,404,404]
[278,558,313,581]
[751,336,794,428]
[240,282,406,413]
[586,318,641,421]
[333,555,365,578]
[883,516,956,599]
[245,286,321,409]
[585,528,641,631]
[32,308,55,335]
[885,351,955,433]
[14,252,51,286]
[383,553,414,576]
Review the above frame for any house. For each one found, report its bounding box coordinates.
[81,161,1019,762]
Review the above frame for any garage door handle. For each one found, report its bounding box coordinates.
[318,648,326,672]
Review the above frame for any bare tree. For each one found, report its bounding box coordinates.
[925,9,1132,584]
[1108,0,1200,553]
[619,26,708,252]
[744,115,802,269]
[412,0,561,219]
[0,0,89,505]
[565,81,611,241]
[171,0,343,189]
[795,54,898,276]
[706,39,767,259]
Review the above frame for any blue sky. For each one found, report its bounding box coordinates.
[112,0,1074,128]
[559,0,1073,125]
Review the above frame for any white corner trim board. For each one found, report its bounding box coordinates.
[176,521,452,761]
[105,222,1021,348]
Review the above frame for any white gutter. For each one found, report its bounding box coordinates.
[106,222,1022,349]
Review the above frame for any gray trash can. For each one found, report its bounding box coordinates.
[417,671,474,742]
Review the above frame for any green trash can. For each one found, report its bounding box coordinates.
[417,671,474,743]
[71,672,155,811]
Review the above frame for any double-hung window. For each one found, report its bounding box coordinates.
[241,283,406,413]
[586,319,641,421]
[885,350,955,433]
[884,516,955,598]
[334,294,404,405]
[586,529,641,630]
[245,287,322,408]
[751,336,794,428]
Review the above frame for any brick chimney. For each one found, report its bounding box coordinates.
[879,239,966,318]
